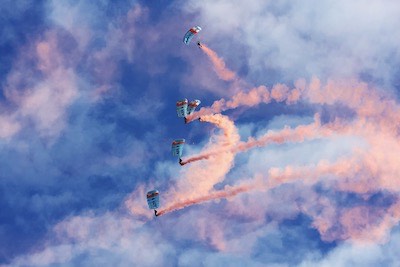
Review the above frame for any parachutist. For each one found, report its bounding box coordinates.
[198,117,202,122]
[184,117,188,124]
[154,210,158,216]
[197,41,202,48]
[179,158,184,166]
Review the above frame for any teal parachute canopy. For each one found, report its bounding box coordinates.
[176,99,188,117]
[183,26,202,45]
[187,100,201,115]
[146,190,160,210]
[171,139,185,158]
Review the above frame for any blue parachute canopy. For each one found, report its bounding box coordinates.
[187,100,201,115]
[176,99,188,117]
[147,190,160,210]
[183,26,202,45]
[172,139,185,157]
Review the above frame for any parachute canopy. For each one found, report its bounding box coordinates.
[187,100,201,115]
[176,99,188,117]
[172,139,185,157]
[183,26,202,45]
[146,190,160,210]
[176,99,201,119]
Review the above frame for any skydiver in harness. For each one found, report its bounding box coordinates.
[179,158,184,166]
[197,41,202,48]
[154,210,158,216]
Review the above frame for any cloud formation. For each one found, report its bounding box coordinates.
[2,0,400,266]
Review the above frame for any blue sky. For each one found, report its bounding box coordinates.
[1,0,400,266]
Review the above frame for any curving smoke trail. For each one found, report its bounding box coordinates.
[171,113,240,200]
[180,113,239,165]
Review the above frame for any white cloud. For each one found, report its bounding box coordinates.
[2,30,79,139]
[299,228,400,267]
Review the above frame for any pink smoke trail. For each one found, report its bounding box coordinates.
[200,44,237,82]
[181,114,348,166]
[171,113,241,200]
[180,113,241,166]
[185,83,301,122]
[156,184,253,216]
[157,157,359,216]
